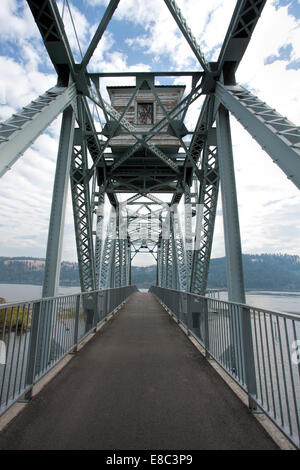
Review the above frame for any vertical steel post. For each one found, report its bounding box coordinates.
[242,306,257,409]
[42,106,75,298]
[93,291,99,331]
[24,301,41,401]
[216,105,257,404]
[216,105,245,303]
[72,294,80,353]
[203,297,210,358]
[156,246,159,286]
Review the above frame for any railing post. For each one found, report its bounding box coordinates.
[241,306,257,410]
[72,295,80,353]
[203,297,210,358]
[104,290,109,319]
[93,292,99,332]
[83,293,95,333]
[24,302,41,401]
[186,294,192,334]
[98,291,104,322]
[190,297,203,341]
[186,295,192,331]
[180,292,188,329]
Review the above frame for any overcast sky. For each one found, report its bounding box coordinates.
[0,0,299,267]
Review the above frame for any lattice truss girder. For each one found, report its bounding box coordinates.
[167,233,175,290]
[70,135,96,292]
[159,238,169,288]
[97,201,131,289]
[183,187,193,278]
[172,208,188,291]
[94,186,105,289]
[190,145,219,294]
[114,236,122,288]
[0,0,299,294]
[99,209,116,289]
[156,208,180,291]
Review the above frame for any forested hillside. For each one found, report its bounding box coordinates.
[0,257,79,286]
[133,254,300,290]
[207,254,300,290]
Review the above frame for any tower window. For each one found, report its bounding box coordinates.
[137,102,154,125]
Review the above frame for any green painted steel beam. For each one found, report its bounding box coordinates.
[163,0,211,73]
[217,0,267,82]
[43,106,75,297]
[0,85,76,177]
[215,83,300,190]
[26,0,76,85]
[216,104,245,303]
[80,0,120,70]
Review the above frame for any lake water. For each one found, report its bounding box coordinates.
[219,290,300,315]
[0,284,81,303]
[142,287,300,315]
[0,284,299,315]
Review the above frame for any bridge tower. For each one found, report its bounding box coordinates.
[101,82,187,288]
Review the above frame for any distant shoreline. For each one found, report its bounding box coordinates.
[0,281,80,288]
[0,281,300,293]
[1,254,300,291]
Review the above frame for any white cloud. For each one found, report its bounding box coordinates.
[85,0,109,6]
[57,1,93,60]
[112,0,236,69]
[0,55,56,118]
[0,0,39,41]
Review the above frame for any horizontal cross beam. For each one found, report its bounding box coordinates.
[88,71,203,78]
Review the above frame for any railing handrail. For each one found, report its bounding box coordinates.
[0,285,135,310]
[151,286,300,321]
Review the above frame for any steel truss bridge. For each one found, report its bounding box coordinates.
[0,0,299,300]
[0,0,300,450]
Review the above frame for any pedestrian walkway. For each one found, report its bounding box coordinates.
[0,292,278,450]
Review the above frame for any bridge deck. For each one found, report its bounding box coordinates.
[0,292,278,450]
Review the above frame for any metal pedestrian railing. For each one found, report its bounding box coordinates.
[0,285,136,416]
[150,286,300,449]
